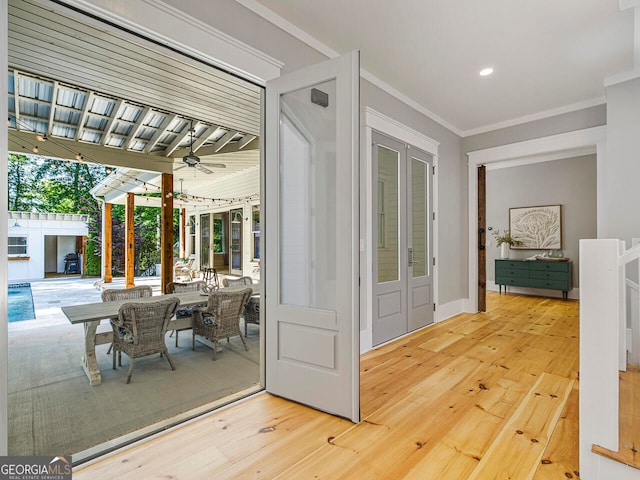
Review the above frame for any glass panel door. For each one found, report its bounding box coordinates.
[230,209,243,275]
[265,50,360,421]
[377,145,400,283]
[200,213,210,268]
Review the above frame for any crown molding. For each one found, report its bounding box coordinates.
[461,97,607,137]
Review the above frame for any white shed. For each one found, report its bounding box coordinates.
[8,212,89,281]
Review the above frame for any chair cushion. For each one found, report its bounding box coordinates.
[176,306,194,318]
[202,313,216,326]
[117,327,134,344]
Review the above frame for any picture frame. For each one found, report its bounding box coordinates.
[509,205,562,250]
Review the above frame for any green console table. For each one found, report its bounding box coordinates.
[495,259,573,300]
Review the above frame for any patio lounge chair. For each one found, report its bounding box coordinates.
[101,285,153,355]
[222,277,259,335]
[192,288,252,360]
[111,297,180,384]
[165,281,208,347]
[174,257,196,280]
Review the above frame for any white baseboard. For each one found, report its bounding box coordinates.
[436,298,466,322]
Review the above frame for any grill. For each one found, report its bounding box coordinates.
[64,253,80,274]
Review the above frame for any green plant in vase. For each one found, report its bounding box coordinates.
[492,229,523,259]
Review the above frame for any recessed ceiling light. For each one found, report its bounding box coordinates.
[480,67,494,76]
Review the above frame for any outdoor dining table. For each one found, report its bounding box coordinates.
[61,284,261,386]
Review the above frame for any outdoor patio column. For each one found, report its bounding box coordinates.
[103,202,113,283]
[125,192,135,288]
[161,173,174,292]
[180,207,186,259]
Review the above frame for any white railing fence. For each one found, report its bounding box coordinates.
[579,239,640,480]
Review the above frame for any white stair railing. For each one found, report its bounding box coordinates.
[579,239,622,478]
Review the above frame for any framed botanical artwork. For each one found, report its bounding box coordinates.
[509,205,562,250]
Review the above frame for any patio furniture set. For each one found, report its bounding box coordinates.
[62,280,261,385]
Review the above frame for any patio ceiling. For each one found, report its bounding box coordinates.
[7,0,261,195]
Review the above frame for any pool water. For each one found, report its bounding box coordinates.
[8,283,36,322]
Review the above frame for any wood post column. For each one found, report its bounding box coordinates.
[103,202,113,283]
[125,192,135,288]
[161,173,174,293]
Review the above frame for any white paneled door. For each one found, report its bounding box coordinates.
[373,132,433,346]
[265,52,360,421]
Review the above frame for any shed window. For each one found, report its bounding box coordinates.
[8,236,27,255]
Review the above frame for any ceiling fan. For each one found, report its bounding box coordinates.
[175,120,227,175]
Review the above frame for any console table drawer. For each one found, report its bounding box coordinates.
[530,270,568,281]
[501,277,530,287]
[530,278,570,290]
[496,260,529,270]
[495,268,530,280]
[529,262,570,272]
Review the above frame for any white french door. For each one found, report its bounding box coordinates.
[265,51,360,421]
[373,132,433,346]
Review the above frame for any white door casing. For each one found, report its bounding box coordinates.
[265,51,360,421]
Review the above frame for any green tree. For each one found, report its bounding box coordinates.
[8,153,37,211]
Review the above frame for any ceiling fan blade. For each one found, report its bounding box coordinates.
[195,164,214,174]
[174,164,187,171]
[199,162,227,168]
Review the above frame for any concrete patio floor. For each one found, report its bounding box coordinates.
[7,275,261,459]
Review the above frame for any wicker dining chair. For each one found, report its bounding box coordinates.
[111,297,180,384]
[192,288,253,360]
[221,276,253,287]
[101,285,153,355]
[165,281,208,347]
[221,276,259,335]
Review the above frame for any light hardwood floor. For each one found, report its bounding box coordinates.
[74,292,580,479]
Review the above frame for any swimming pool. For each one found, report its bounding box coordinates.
[8,283,36,322]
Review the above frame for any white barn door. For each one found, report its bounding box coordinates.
[265,51,360,421]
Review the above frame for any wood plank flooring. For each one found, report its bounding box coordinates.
[74,292,580,479]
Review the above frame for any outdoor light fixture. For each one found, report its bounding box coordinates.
[231,211,242,224]
[12,220,20,228]
[36,134,47,142]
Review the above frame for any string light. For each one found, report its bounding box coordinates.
[11,115,261,207]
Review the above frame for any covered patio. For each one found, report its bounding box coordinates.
[8,275,260,460]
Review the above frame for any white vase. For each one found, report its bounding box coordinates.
[500,243,510,259]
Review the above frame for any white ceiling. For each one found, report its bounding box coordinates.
[246,0,634,135]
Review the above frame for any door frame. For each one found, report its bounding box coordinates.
[361,108,439,353]
[466,126,607,313]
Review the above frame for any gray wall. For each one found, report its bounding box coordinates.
[486,155,597,288]
[605,78,640,244]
